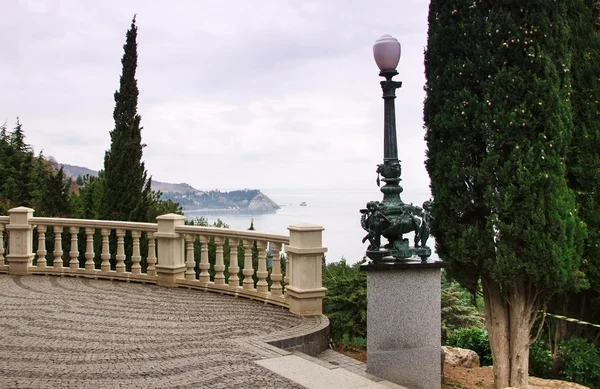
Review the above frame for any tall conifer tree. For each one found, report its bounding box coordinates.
[551,0,600,347]
[4,119,39,207]
[424,2,585,387]
[100,15,151,222]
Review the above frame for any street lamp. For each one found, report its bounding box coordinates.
[360,34,433,262]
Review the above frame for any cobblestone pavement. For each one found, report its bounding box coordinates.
[0,275,313,388]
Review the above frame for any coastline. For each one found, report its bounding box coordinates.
[184,208,277,214]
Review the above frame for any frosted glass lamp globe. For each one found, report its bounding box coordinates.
[373,34,401,71]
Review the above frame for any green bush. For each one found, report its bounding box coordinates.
[339,334,367,350]
[446,327,492,366]
[528,339,553,379]
[558,338,600,389]
[323,258,367,345]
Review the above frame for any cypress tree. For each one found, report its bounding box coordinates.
[100,15,151,222]
[424,2,585,387]
[551,0,600,346]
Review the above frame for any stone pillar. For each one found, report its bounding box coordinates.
[285,223,327,316]
[7,207,35,276]
[361,260,445,389]
[154,213,186,286]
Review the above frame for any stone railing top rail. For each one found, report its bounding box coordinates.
[175,224,289,245]
[30,216,158,232]
[0,213,290,244]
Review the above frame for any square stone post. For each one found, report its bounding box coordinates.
[7,207,35,276]
[154,213,186,286]
[361,260,445,389]
[285,223,327,316]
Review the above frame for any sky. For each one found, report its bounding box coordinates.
[1,0,432,196]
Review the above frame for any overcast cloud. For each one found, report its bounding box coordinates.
[1,0,431,195]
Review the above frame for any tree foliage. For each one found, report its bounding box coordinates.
[38,166,70,217]
[558,338,600,388]
[70,174,104,219]
[0,119,72,216]
[99,15,152,223]
[424,1,587,387]
[441,276,484,337]
[322,258,367,345]
[551,0,600,346]
[147,190,182,221]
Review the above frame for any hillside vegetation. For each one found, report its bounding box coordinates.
[57,163,198,194]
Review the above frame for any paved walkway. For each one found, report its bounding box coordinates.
[0,275,405,389]
[257,353,405,389]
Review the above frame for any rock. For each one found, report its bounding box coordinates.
[529,377,591,389]
[248,193,280,211]
[441,346,481,368]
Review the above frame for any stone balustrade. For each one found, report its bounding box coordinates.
[0,207,327,315]
[0,215,8,274]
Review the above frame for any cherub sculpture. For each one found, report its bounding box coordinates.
[360,201,388,251]
[418,199,433,248]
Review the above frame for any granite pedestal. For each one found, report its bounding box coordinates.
[361,259,445,389]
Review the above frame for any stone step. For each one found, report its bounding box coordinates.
[255,353,409,389]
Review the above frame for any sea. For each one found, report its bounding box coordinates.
[183,187,438,265]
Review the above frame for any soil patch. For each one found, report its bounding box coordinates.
[334,348,588,389]
[443,364,589,389]
[332,346,367,363]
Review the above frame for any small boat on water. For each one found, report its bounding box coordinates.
[300,202,307,206]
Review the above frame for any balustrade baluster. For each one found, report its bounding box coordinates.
[100,228,111,272]
[228,238,239,288]
[0,225,4,265]
[198,235,210,284]
[242,239,255,290]
[284,253,291,287]
[131,230,142,275]
[36,225,47,268]
[53,226,63,269]
[256,241,268,294]
[146,232,157,276]
[69,227,79,270]
[185,234,196,280]
[214,237,225,285]
[115,229,125,273]
[84,228,95,271]
[270,242,283,296]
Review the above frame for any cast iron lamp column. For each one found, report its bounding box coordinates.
[360,34,432,262]
[375,35,404,210]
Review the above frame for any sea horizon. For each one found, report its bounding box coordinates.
[183,186,437,264]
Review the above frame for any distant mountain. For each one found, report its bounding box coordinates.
[163,189,280,211]
[58,164,97,180]
[56,162,279,211]
[57,163,202,194]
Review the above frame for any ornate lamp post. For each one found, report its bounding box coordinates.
[360,34,432,262]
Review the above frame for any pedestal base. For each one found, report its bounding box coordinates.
[7,254,33,276]
[361,260,445,389]
[155,264,186,287]
[366,246,432,262]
